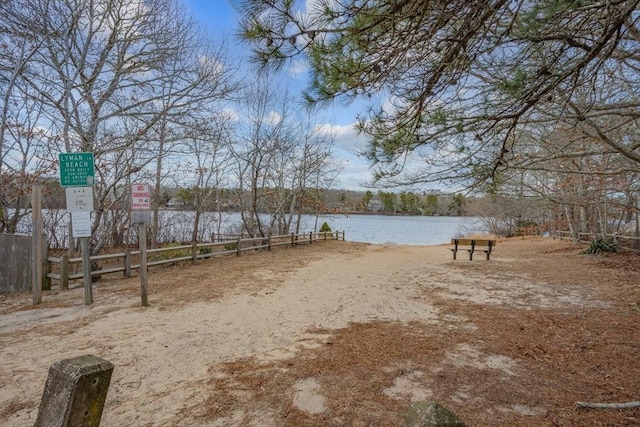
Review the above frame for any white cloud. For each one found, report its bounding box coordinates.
[222,107,239,121]
[314,122,368,154]
[198,54,225,79]
[266,110,283,126]
[312,121,375,190]
[287,59,308,78]
[332,157,374,191]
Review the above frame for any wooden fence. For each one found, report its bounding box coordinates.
[1,233,50,294]
[552,230,640,249]
[47,231,345,289]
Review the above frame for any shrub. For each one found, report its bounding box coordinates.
[582,237,619,255]
[319,222,332,233]
[224,241,238,251]
[515,219,539,236]
[148,242,190,263]
[198,246,212,255]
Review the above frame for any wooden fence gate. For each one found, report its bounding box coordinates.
[0,233,50,294]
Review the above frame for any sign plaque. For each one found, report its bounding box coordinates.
[131,183,151,210]
[71,212,91,238]
[59,152,95,187]
[65,187,94,212]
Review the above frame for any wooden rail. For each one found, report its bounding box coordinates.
[552,230,640,242]
[47,231,345,288]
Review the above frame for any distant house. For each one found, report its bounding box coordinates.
[166,197,184,208]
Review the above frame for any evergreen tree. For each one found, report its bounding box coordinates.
[239,0,640,188]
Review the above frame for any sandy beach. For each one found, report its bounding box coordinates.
[1,237,638,426]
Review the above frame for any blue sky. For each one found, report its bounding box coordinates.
[180,0,376,191]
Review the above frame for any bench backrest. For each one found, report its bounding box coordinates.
[450,239,496,247]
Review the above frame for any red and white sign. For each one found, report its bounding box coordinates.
[131,183,151,210]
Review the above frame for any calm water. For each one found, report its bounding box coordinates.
[303,214,485,245]
[18,209,486,247]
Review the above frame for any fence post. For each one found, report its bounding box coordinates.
[32,184,43,304]
[124,249,131,278]
[291,232,295,246]
[236,236,241,256]
[309,231,313,244]
[34,354,114,427]
[42,235,51,291]
[60,255,69,290]
[191,242,198,265]
[80,238,93,305]
[268,235,272,251]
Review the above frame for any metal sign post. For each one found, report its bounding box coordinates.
[131,183,151,306]
[59,152,95,305]
[138,223,148,307]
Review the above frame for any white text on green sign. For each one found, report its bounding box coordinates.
[59,152,95,187]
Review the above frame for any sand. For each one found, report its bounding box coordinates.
[0,237,638,426]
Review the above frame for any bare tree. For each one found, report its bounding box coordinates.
[230,75,294,237]
[178,113,234,243]
[289,113,336,234]
[230,75,337,237]
[494,100,640,238]
[0,0,238,251]
[0,0,62,231]
[147,35,239,247]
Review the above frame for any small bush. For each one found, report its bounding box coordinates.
[224,241,238,251]
[582,237,619,255]
[515,219,539,236]
[148,242,191,263]
[319,222,332,233]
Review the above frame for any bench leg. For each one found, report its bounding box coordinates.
[468,250,473,261]
[452,250,457,260]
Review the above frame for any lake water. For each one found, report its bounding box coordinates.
[16,209,486,247]
[188,211,486,245]
[303,214,486,245]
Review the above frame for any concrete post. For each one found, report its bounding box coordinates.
[34,354,114,427]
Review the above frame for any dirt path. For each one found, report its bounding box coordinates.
[1,237,639,426]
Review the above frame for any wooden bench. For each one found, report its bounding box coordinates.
[449,239,496,260]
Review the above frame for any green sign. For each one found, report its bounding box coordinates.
[59,152,95,187]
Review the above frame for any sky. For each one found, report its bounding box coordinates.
[180,0,377,192]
